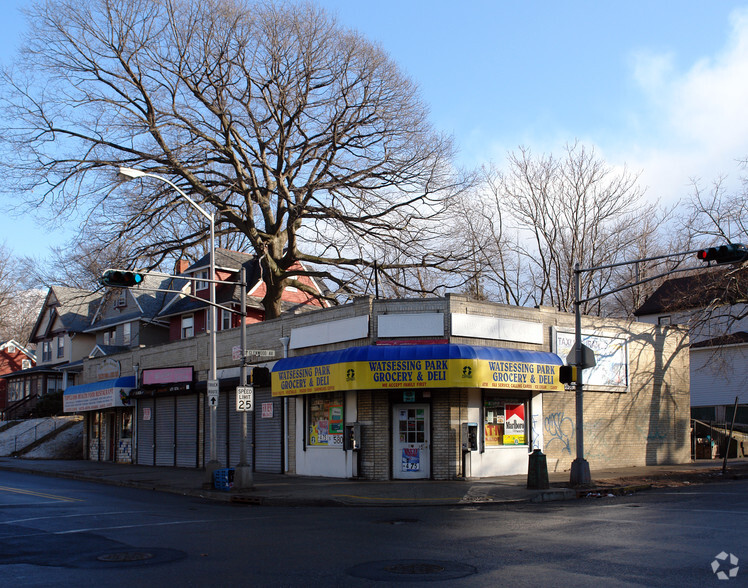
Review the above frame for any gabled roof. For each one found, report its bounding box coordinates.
[0,340,35,360]
[634,268,748,316]
[89,344,130,357]
[29,286,100,342]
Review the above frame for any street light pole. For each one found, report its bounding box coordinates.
[118,167,221,481]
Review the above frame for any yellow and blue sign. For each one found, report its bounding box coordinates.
[272,344,564,396]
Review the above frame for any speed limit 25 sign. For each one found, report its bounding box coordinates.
[236,386,254,411]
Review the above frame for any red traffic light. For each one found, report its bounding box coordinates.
[696,244,748,265]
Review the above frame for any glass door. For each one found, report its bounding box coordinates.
[392,404,430,479]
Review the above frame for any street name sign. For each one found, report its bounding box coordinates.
[232,346,276,361]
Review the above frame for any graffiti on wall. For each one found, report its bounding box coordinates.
[544,412,574,454]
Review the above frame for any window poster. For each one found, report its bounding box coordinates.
[402,448,420,472]
[503,403,526,445]
[308,393,343,447]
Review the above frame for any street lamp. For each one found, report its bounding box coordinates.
[118,167,221,480]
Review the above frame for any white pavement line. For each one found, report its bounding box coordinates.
[54,515,273,535]
[0,510,152,525]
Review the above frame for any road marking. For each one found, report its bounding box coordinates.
[0,485,84,503]
[1,510,151,525]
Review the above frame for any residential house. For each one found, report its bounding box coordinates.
[64,249,330,463]
[634,268,748,425]
[157,248,330,341]
[0,340,35,416]
[2,287,99,420]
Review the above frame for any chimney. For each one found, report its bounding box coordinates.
[176,259,190,275]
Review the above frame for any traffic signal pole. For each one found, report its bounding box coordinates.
[568,246,726,487]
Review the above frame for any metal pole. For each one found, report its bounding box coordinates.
[570,263,591,486]
[234,267,253,489]
[205,211,221,482]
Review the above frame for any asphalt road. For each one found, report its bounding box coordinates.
[1,470,745,586]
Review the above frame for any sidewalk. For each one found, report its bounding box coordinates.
[1,457,746,507]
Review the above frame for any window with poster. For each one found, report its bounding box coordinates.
[484,395,527,447]
[307,391,344,448]
[120,411,133,439]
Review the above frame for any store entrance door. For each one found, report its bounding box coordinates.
[392,404,430,479]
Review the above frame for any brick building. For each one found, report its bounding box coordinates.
[76,295,691,479]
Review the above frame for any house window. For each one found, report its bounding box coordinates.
[115,290,127,308]
[181,314,194,339]
[21,359,31,370]
[222,308,232,330]
[42,340,52,362]
[57,335,65,358]
[484,396,528,447]
[123,322,131,345]
[7,343,15,354]
[658,315,672,326]
[307,392,344,447]
[103,329,116,346]
[196,270,209,291]
[46,376,61,395]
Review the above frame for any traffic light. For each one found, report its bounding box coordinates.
[559,365,578,384]
[696,243,748,265]
[100,269,145,288]
[252,367,271,387]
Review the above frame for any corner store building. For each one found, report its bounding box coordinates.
[75,295,691,480]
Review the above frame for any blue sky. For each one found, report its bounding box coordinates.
[3,1,748,258]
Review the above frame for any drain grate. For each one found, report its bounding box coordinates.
[349,559,477,582]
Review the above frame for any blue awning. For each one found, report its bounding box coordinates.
[272,344,564,396]
[63,376,136,412]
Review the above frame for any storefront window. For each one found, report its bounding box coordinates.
[484,396,527,446]
[120,411,133,439]
[307,392,344,447]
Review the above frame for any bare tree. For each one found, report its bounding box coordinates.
[475,142,669,314]
[0,0,467,318]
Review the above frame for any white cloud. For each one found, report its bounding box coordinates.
[624,8,748,203]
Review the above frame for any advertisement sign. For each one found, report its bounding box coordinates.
[503,403,526,445]
[554,329,628,389]
[273,357,563,397]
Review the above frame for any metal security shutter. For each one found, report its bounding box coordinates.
[225,388,254,468]
[255,388,282,473]
[176,394,199,468]
[155,396,176,466]
[137,398,155,466]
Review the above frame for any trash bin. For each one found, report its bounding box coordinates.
[527,449,549,489]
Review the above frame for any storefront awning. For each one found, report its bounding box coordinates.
[63,376,136,412]
[271,344,564,397]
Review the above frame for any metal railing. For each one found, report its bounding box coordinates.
[13,417,61,454]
